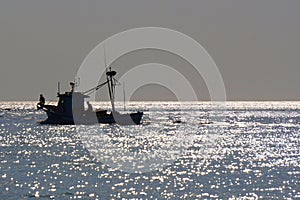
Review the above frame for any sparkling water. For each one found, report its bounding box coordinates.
[0,101,299,199]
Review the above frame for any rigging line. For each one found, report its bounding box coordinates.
[83,81,108,95]
[113,78,120,85]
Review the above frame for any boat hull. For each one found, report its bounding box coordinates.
[40,111,143,125]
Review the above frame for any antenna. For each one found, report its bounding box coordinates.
[103,44,107,68]
[57,82,60,95]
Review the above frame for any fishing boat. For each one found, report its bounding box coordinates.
[37,67,143,125]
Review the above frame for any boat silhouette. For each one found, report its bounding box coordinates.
[37,67,143,125]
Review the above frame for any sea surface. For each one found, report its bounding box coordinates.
[0,101,299,199]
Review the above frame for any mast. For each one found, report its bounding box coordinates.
[106,68,114,112]
[104,45,116,112]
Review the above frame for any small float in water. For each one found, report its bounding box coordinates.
[37,67,143,125]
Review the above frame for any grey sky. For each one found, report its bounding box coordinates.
[0,0,300,101]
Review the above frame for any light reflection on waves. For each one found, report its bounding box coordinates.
[78,120,203,173]
[0,101,300,199]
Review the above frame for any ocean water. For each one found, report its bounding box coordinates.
[0,101,299,199]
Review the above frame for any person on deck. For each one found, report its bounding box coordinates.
[86,101,93,112]
[38,94,45,108]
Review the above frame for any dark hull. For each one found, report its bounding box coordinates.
[40,111,143,125]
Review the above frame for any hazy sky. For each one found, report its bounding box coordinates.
[1,0,300,101]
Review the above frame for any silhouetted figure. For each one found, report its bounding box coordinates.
[70,82,75,93]
[37,94,45,109]
[86,101,93,112]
